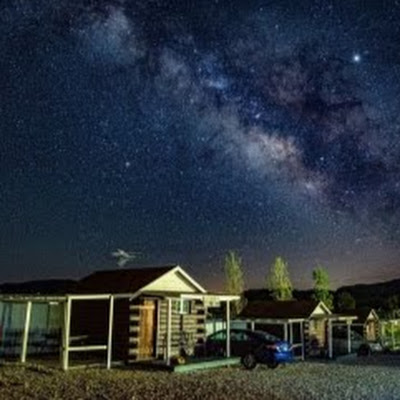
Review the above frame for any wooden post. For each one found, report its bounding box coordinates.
[328,319,333,359]
[155,299,161,358]
[62,297,72,371]
[300,321,305,361]
[226,300,230,358]
[289,322,293,344]
[106,296,114,369]
[20,301,32,363]
[166,298,172,366]
[284,323,288,341]
[250,321,255,331]
[347,321,352,354]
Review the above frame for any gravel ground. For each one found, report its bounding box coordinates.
[1,355,400,400]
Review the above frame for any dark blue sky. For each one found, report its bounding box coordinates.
[1,0,400,290]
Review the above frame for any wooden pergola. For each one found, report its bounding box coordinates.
[0,291,239,370]
[317,314,358,358]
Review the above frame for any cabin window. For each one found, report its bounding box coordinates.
[173,300,192,314]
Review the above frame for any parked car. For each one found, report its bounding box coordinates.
[332,326,383,356]
[204,328,294,369]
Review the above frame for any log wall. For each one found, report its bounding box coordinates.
[127,298,206,362]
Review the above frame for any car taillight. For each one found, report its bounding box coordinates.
[265,344,278,351]
[270,343,291,352]
[279,343,289,352]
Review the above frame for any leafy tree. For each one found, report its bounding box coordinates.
[384,295,400,319]
[312,266,334,309]
[337,291,356,311]
[224,250,245,315]
[267,256,293,301]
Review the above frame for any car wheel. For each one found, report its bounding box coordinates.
[357,344,371,357]
[267,360,279,369]
[241,353,257,370]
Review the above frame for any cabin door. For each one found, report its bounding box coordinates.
[138,300,156,359]
[366,321,376,341]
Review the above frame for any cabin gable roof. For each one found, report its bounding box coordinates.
[141,266,206,294]
[240,300,331,320]
[77,265,206,294]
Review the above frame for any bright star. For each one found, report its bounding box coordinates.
[352,53,361,63]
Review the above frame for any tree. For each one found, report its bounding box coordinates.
[384,295,399,319]
[337,291,356,311]
[224,250,245,315]
[312,266,333,309]
[267,256,293,301]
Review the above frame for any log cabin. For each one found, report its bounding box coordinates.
[0,265,239,369]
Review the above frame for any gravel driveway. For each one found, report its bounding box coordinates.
[1,355,400,400]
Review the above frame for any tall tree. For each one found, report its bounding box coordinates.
[224,250,245,315]
[336,291,356,311]
[312,266,333,309]
[267,256,293,301]
[384,295,399,319]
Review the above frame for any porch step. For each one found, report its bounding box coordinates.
[173,357,241,373]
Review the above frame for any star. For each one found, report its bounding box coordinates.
[352,53,361,63]
[0,0,399,292]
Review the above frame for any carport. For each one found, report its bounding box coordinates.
[238,300,358,359]
[319,314,358,358]
[241,316,306,360]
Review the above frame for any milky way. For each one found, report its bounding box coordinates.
[1,0,400,289]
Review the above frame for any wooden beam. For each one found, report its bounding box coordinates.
[69,345,108,352]
[328,319,333,359]
[67,294,115,301]
[347,321,352,354]
[20,301,32,363]
[226,300,231,358]
[238,318,305,324]
[62,297,72,371]
[166,298,172,366]
[300,321,305,361]
[284,323,288,342]
[155,299,161,358]
[107,295,114,369]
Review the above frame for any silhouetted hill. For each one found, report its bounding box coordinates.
[0,279,78,295]
[336,278,400,310]
[245,278,400,313]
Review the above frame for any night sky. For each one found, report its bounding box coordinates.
[1,0,400,290]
